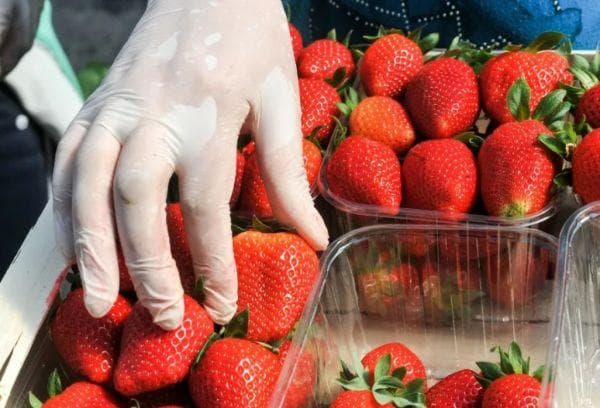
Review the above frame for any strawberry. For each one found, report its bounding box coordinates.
[299,78,341,140]
[361,343,427,388]
[39,381,122,408]
[335,353,426,407]
[572,128,600,204]
[402,139,478,214]
[113,295,214,396]
[331,390,392,408]
[477,342,544,408]
[165,203,199,294]
[189,338,280,408]
[238,139,322,218]
[298,30,355,82]
[575,84,600,128]
[479,119,558,216]
[345,93,415,154]
[360,33,423,98]
[568,55,600,128]
[405,57,480,139]
[326,135,402,214]
[233,230,319,341]
[289,23,303,61]
[278,341,317,408]
[479,33,572,124]
[425,369,484,408]
[230,150,245,208]
[51,288,132,384]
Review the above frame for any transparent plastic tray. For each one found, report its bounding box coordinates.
[271,223,560,407]
[544,202,600,407]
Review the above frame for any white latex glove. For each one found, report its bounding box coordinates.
[52,0,329,330]
[0,0,43,77]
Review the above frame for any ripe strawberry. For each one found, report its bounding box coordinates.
[331,390,392,408]
[239,139,322,218]
[477,342,544,408]
[298,35,355,81]
[479,120,559,217]
[360,33,423,98]
[279,341,317,408]
[51,288,132,384]
[326,135,401,214]
[572,128,600,204]
[113,295,214,396]
[41,382,122,408]
[289,23,303,60]
[299,78,341,140]
[348,96,415,154]
[576,84,600,127]
[234,230,319,341]
[189,338,280,408]
[165,203,199,294]
[230,150,245,208]
[361,343,427,388]
[405,57,480,139]
[426,369,484,408]
[480,45,571,124]
[402,139,478,214]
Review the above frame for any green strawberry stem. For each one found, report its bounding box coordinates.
[455,131,485,154]
[507,77,571,126]
[503,31,569,54]
[476,341,544,388]
[442,36,492,72]
[28,393,42,408]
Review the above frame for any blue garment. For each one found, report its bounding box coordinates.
[285,0,598,49]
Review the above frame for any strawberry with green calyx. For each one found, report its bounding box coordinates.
[338,87,415,154]
[333,354,426,407]
[476,342,545,408]
[29,370,122,408]
[361,343,427,389]
[425,369,484,408]
[478,78,566,217]
[480,31,572,124]
[298,29,355,83]
[299,77,341,141]
[443,36,493,74]
[359,26,437,98]
[563,51,600,128]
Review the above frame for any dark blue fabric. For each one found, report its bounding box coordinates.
[0,86,47,276]
[285,0,598,49]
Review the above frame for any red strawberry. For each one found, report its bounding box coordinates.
[482,374,541,407]
[573,128,600,204]
[51,288,132,384]
[477,342,544,408]
[331,390,392,408]
[326,135,402,214]
[279,341,317,408]
[357,266,404,317]
[234,230,319,341]
[289,23,303,60]
[189,338,280,408]
[298,37,355,81]
[299,78,341,140]
[480,51,571,124]
[41,382,122,408]
[479,120,559,217]
[348,96,415,154]
[426,369,484,408]
[405,57,480,139]
[113,295,213,396]
[239,139,322,218]
[360,33,423,98]
[575,84,600,128]
[402,139,478,214]
[165,203,198,294]
[230,151,245,208]
[361,343,427,388]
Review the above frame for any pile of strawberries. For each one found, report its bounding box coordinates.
[330,340,545,408]
[293,25,600,218]
[32,204,319,407]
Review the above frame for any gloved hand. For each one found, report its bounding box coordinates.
[0,0,43,77]
[52,0,329,330]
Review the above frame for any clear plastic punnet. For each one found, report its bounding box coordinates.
[543,202,600,407]
[317,138,558,238]
[270,223,560,407]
